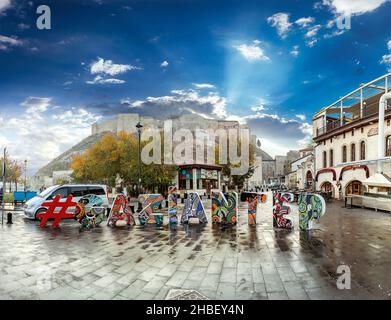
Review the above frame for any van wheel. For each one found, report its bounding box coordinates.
[34,208,46,220]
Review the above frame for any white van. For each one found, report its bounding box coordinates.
[24,184,109,220]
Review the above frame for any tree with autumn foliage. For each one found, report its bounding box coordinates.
[71,131,176,195]
[0,152,24,192]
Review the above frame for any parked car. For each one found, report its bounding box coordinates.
[23,184,109,220]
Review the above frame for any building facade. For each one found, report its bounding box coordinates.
[312,73,391,199]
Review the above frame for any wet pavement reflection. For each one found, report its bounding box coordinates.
[0,192,390,300]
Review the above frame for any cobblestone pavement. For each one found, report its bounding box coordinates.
[1,192,391,300]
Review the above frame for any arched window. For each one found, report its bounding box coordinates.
[323,151,327,168]
[329,149,334,167]
[351,143,356,162]
[342,145,347,163]
[386,136,391,157]
[360,141,366,160]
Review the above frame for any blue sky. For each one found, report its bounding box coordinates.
[0,0,390,174]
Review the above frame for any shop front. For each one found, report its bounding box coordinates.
[177,164,222,194]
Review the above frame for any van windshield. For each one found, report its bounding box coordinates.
[38,186,58,198]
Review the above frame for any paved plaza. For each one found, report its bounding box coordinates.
[1,192,391,300]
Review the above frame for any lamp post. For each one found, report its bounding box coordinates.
[136,121,143,211]
[24,159,27,203]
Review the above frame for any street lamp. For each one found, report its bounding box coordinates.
[24,159,27,203]
[136,121,143,211]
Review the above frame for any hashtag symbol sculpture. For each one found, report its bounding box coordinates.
[37,195,77,228]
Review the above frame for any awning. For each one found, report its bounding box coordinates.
[363,173,391,187]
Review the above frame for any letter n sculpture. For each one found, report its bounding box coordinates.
[240,192,267,225]
[273,192,294,229]
[168,186,178,225]
[138,194,164,226]
[107,194,134,227]
[181,192,207,224]
[211,191,238,225]
[298,193,326,231]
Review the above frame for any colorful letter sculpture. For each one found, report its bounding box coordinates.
[37,194,77,228]
[211,191,238,224]
[168,186,178,225]
[107,194,134,227]
[241,192,267,225]
[138,194,164,226]
[298,193,326,231]
[273,192,294,229]
[181,192,207,224]
[75,194,105,229]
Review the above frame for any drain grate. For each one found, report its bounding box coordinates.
[165,289,209,300]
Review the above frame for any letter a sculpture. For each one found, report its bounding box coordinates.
[181,192,207,224]
[107,194,134,227]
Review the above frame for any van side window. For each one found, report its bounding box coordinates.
[49,187,68,199]
[69,187,86,197]
[88,187,106,195]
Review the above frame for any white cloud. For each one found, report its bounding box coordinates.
[160,60,169,68]
[192,83,215,89]
[323,29,346,39]
[120,89,227,119]
[233,40,270,62]
[17,23,30,30]
[306,39,318,47]
[321,0,388,16]
[86,75,125,85]
[267,13,292,39]
[251,105,265,112]
[380,40,391,71]
[296,114,306,121]
[0,35,23,50]
[90,57,140,76]
[0,0,10,13]
[305,25,322,38]
[87,57,140,84]
[0,99,101,174]
[243,112,313,156]
[21,97,51,113]
[295,17,315,28]
[290,45,300,57]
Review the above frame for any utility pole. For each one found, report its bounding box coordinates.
[136,122,143,212]
[24,159,27,203]
[2,148,6,226]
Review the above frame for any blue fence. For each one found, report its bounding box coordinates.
[13,191,37,202]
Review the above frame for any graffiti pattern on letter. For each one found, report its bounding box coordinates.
[240,192,267,225]
[75,194,105,229]
[211,191,238,224]
[107,194,134,227]
[138,194,164,226]
[273,192,294,229]
[298,193,326,231]
[168,186,178,224]
[181,192,207,224]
